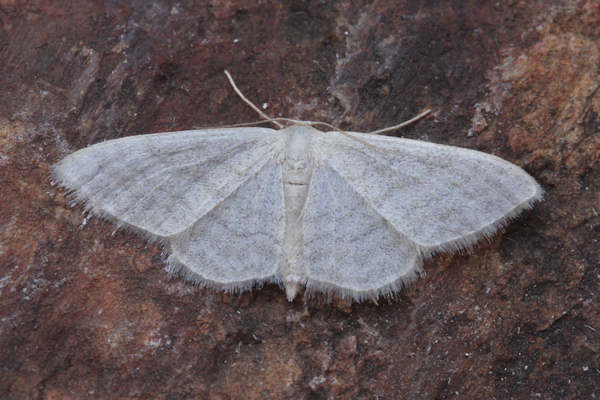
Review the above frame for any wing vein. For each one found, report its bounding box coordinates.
[320,158,421,250]
[164,147,282,237]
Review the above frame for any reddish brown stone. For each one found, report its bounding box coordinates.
[1,1,598,399]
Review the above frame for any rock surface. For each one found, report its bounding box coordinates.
[0,0,598,399]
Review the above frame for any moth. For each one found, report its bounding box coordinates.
[52,72,542,302]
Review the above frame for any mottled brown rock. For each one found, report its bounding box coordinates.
[1,0,598,399]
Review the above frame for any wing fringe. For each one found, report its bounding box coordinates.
[303,259,425,302]
[419,185,543,258]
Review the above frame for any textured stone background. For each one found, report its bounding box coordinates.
[1,1,598,399]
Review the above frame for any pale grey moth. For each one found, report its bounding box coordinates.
[52,73,543,302]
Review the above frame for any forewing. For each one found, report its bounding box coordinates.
[53,128,284,237]
[302,162,422,300]
[311,130,542,255]
[167,156,285,290]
